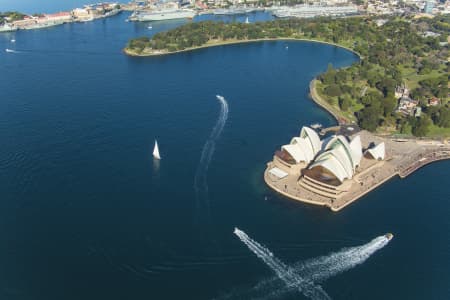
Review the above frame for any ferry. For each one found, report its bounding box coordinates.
[272,4,358,19]
[213,7,255,15]
[128,8,196,21]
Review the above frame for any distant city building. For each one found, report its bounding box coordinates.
[424,0,435,13]
[395,84,409,99]
[414,106,422,117]
[396,97,419,116]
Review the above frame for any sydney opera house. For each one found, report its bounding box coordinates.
[265,126,386,204]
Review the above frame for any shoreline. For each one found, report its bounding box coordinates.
[309,79,344,125]
[124,37,362,59]
[125,32,450,212]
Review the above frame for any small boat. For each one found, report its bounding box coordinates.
[153,140,161,160]
[148,25,152,29]
[285,45,288,49]
[385,233,394,241]
[5,48,14,53]
[10,39,16,43]
[245,16,249,24]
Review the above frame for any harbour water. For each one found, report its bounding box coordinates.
[0,12,449,300]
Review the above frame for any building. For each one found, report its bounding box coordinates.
[396,97,418,116]
[364,142,385,160]
[265,125,391,209]
[428,97,440,106]
[72,8,93,21]
[414,107,422,117]
[424,1,435,13]
[44,12,73,23]
[394,84,409,99]
[274,126,322,175]
[304,135,362,186]
[268,126,374,189]
[12,16,37,29]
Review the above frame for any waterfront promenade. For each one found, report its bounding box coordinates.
[264,130,450,211]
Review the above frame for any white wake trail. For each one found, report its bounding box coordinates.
[234,228,331,300]
[222,234,392,300]
[194,95,229,210]
[295,235,390,283]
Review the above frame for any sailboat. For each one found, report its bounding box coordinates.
[153,140,161,160]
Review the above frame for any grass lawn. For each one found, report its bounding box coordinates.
[427,124,450,138]
[402,67,445,90]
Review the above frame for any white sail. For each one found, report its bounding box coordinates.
[153,140,161,160]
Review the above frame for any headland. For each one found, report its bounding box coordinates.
[264,125,450,212]
[124,37,360,58]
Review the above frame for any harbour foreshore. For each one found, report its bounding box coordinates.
[264,130,450,212]
[124,37,362,58]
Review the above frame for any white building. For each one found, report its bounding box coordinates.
[306,135,362,185]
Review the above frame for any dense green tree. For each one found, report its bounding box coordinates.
[358,105,382,132]
[325,84,341,97]
[339,95,351,111]
[433,107,450,128]
[411,115,432,137]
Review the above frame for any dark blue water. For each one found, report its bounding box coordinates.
[0,12,449,300]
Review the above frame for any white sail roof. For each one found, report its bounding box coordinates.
[349,135,362,168]
[280,127,322,164]
[281,144,306,163]
[309,153,350,183]
[312,144,354,181]
[290,137,314,162]
[366,142,385,160]
[307,134,365,183]
[323,135,360,170]
[300,126,322,154]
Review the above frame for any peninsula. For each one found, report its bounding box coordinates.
[125,15,449,138]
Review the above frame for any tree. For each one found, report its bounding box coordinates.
[381,95,398,117]
[411,115,432,137]
[433,107,450,128]
[358,105,382,132]
[339,95,351,111]
[325,84,341,97]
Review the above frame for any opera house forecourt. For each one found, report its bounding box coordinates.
[264,125,450,211]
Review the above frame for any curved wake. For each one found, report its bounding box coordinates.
[220,233,391,300]
[194,95,229,213]
[234,228,331,300]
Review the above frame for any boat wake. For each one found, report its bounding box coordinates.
[5,48,19,53]
[234,228,331,300]
[222,229,392,300]
[194,95,229,215]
